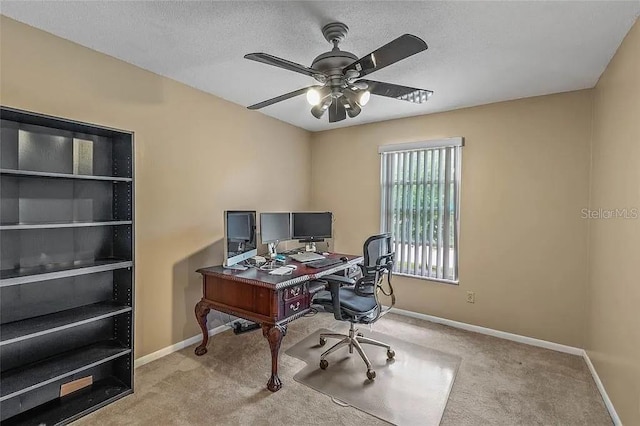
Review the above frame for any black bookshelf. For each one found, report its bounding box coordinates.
[0,106,135,424]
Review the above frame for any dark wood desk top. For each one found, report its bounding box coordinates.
[197,253,363,290]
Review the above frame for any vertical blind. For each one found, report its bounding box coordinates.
[379,138,463,282]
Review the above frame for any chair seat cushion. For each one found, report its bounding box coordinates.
[314,287,377,313]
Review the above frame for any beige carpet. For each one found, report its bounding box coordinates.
[73,313,612,425]
[286,328,460,425]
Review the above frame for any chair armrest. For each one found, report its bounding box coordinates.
[322,274,355,286]
[323,280,344,321]
[323,275,356,321]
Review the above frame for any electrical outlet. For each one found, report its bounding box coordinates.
[466,291,475,303]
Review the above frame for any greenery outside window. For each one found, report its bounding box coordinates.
[379,138,463,283]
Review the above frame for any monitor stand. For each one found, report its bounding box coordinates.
[267,242,278,259]
[304,242,317,252]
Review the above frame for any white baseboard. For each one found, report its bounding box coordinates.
[391,307,621,424]
[134,322,233,368]
[582,351,622,425]
[391,307,583,355]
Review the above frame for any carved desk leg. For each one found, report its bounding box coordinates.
[261,323,288,392]
[194,300,211,356]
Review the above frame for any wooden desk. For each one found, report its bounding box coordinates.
[194,253,363,392]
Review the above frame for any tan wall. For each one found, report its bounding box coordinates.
[311,90,593,347]
[0,17,312,358]
[587,19,640,425]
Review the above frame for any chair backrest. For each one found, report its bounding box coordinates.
[363,233,394,274]
[356,233,396,321]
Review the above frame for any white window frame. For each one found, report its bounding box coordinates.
[379,137,463,284]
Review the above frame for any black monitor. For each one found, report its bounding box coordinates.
[224,210,257,268]
[260,212,291,244]
[291,212,332,241]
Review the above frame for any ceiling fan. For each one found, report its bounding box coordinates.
[244,22,433,123]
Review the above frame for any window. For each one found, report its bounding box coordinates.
[379,138,463,283]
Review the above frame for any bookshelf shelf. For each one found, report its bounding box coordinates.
[1,302,132,346]
[0,168,132,182]
[0,220,132,230]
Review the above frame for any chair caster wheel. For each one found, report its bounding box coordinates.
[367,370,376,380]
[319,337,326,346]
[387,349,395,359]
[320,359,329,370]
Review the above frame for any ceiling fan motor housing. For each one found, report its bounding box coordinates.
[312,22,359,92]
[311,50,358,73]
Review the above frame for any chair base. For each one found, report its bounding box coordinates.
[319,322,395,380]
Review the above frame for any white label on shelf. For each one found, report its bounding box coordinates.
[73,138,93,175]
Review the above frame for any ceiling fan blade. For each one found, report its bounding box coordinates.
[343,34,427,78]
[245,53,326,80]
[328,98,347,123]
[247,86,315,110]
[358,79,433,104]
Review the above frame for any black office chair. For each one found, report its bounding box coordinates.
[313,233,396,380]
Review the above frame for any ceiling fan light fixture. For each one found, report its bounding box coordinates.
[339,94,361,118]
[310,96,332,119]
[344,88,370,108]
[307,86,332,106]
[306,88,322,105]
[347,102,361,118]
[358,90,371,106]
[310,105,325,119]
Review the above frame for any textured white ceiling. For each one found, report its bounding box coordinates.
[2,1,639,132]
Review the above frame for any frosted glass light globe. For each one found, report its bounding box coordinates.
[306,88,321,106]
[359,90,371,106]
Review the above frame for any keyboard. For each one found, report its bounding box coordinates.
[289,252,326,263]
[306,258,345,269]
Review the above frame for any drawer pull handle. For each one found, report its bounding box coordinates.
[291,288,300,297]
[290,302,300,312]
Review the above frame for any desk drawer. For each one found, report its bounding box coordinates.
[284,284,305,300]
[284,294,308,317]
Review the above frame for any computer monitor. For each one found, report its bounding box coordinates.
[260,212,291,244]
[224,210,257,269]
[291,212,333,242]
[261,212,291,258]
